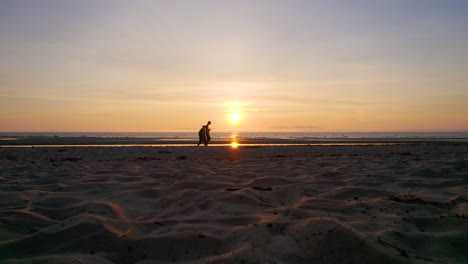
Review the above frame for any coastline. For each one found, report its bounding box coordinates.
[1,136,468,147]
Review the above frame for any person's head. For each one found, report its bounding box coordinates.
[207,121,211,125]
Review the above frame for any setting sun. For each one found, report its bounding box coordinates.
[229,113,242,123]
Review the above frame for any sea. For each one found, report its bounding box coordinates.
[1,132,467,139]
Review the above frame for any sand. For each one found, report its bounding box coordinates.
[0,144,467,263]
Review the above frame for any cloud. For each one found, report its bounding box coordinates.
[270,125,322,130]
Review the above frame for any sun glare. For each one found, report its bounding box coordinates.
[225,101,247,125]
[229,113,242,123]
[231,142,239,148]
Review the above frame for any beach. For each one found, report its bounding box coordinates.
[0,144,467,263]
[1,134,467,147]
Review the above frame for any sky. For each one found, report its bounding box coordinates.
[1,0,467,132]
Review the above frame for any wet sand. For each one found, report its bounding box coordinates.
[1,136,467,146]
[0,144,467,263]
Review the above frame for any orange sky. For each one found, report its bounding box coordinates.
[1,1,467,132]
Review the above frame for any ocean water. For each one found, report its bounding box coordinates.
[1,131,467,139]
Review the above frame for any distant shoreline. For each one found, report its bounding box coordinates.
[1,136,468,147]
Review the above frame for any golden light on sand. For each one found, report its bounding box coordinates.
[229,113,242,123]
[231,142,239,148]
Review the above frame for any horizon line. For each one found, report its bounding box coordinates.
[1,130,468,133]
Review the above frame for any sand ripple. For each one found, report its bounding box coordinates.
[1,145,467,263]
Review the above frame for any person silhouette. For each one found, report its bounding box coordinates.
[197,125,207,146]
[197,121,212,146]
[205,121,212,145]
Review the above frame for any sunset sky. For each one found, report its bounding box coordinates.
[1,0,467,132]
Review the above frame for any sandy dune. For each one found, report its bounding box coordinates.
[0,145,467,263]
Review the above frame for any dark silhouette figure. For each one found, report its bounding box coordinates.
[197,121,212,146]
[205,121,211,145]
[197,125,207,146]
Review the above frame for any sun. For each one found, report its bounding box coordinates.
[229,113,242,123]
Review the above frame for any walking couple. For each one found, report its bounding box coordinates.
[197,121,211,146]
